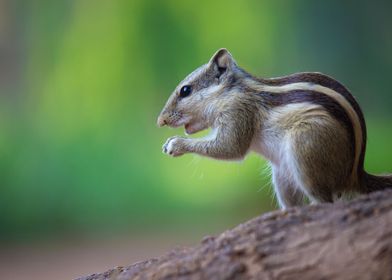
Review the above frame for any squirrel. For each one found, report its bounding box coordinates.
[157,48,392,209]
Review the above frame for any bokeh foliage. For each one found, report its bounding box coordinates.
[0,0,391,241]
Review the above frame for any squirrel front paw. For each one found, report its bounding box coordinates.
[163,136,187,157]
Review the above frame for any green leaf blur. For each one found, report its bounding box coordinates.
[0,0,391,241]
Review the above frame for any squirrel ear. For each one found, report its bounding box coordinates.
[209,48,236,75]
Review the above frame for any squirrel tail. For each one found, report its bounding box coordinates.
[361,172,392,193]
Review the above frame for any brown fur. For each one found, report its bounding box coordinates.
[158,48,392,208]
[260,72,367,180]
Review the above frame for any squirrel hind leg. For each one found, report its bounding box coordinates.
[272,165,305,209]
[284,120,352,204]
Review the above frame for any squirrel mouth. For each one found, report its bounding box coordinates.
[184,123,199,135]
[184,123,194,134]
[184,122,206,135]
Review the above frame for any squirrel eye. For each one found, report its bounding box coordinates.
[179,85,192,98]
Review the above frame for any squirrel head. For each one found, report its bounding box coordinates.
[157,48,239,134]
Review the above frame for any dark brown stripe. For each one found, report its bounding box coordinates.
[260,72,366,177]
[259,90,355,162]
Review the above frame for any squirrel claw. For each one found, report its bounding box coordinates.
[163,136,186,157]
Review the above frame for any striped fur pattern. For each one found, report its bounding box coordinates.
[157,48,391,209]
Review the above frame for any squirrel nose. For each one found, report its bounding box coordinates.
[157,116,167,127]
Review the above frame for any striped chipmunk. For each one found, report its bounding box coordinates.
[157,48,392,209]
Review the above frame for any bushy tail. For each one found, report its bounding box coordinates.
[362,172,392,193]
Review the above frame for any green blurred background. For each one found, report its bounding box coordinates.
[0,0,391,279]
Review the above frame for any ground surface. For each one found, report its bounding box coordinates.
[78,190,392,280]
[0,233,201,280]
